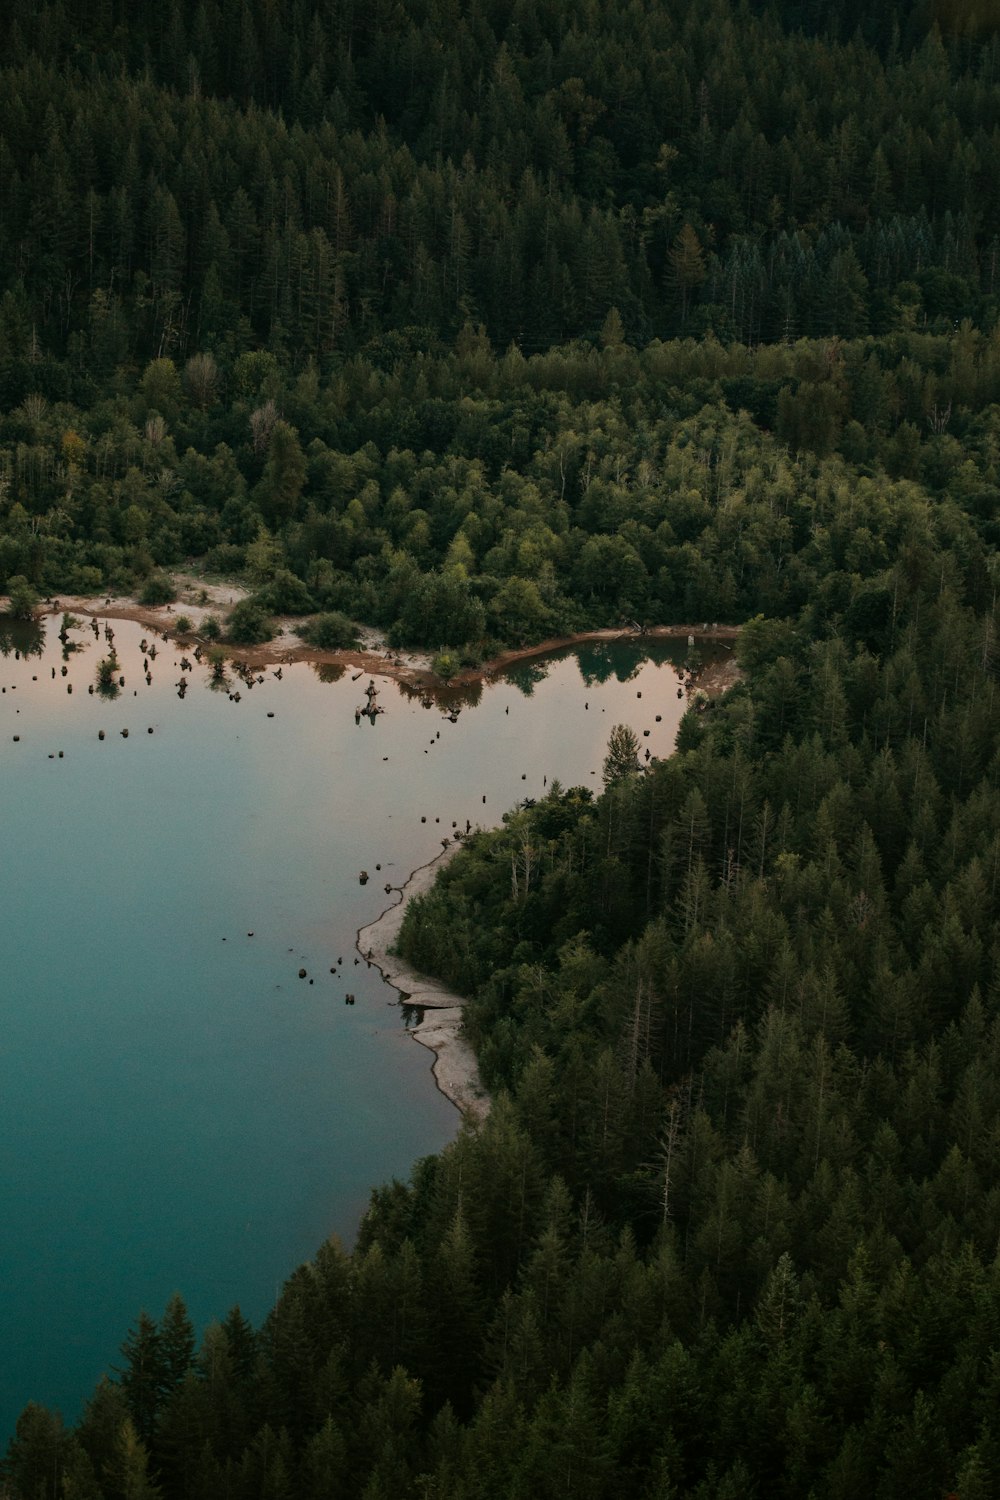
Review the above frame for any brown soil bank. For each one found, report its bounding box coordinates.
[30,589,742,700]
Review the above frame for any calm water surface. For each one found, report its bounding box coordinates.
[0,615,716,1437]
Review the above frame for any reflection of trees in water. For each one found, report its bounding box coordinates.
[441,678,483,710]
[575,642,644,685]
[395,676,484,711]
[0,620,45,658]
[573,637,723,686]
[313,662,346,684]
[499,660,550,696]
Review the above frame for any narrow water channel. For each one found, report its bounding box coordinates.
[0,614,720,1437]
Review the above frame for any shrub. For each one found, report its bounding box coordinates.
[294,612,360,649]
[226,600,274,645]
[253,568,315,615]
[204,543,246,574]
[5,575,38,620]
[431,650,460,680]
[174,614,193,633]
[95,654,120,697]
[202,615,222,641]
[139,573,177,605]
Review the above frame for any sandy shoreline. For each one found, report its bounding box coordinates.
[14,578,740,700]
[357,846,490,1123]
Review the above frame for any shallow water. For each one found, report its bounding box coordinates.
[0,614,716,1437]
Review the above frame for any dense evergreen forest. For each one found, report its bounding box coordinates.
[7,1,1000,1495]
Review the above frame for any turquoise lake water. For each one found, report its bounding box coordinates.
[0,615,712,1440]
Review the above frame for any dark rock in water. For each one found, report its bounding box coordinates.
[267,712,274,718]
[637,691,641,697]
[121,728,128,738]
[58,752,63,758]
[12,735,19,742]
[88,686,94,694]
[298,968,307,978]
[148,727,153,734]
[421,816,426,823]
[98,731,105,740]
[643,729,650,736]
[375,864,381,870]
[67,684,72,694]
[359,871,369,884]
[655,714,662,722]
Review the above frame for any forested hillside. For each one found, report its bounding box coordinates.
[4,0,1000,651]
[6,1,1000,1496]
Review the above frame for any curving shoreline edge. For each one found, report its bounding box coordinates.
[357,846,490,1123]
[25,587,739,699]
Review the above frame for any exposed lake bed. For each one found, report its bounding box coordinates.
[0,609,719,1439]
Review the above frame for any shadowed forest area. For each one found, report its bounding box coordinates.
[6,1,1000,1496]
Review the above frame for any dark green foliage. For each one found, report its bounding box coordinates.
[5,576,38,620]
[225,601,273,646]
[252,570,314,616]
[602,724,641,787]
[95,653,120,697]
[295,613,360,650]
[11,2,1000,1496]
[139,575,177,607]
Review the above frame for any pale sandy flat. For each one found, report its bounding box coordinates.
[358,848,490,1123]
